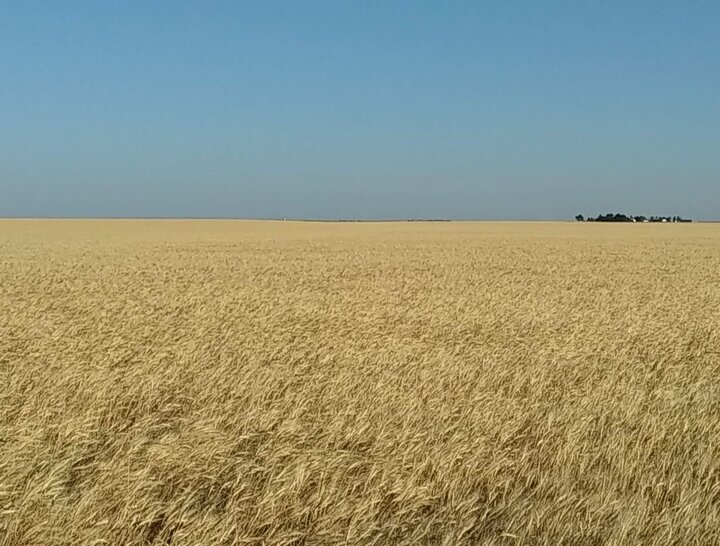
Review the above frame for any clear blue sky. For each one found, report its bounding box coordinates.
[2,1,718,219]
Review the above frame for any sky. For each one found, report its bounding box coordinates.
[1,1,718,220]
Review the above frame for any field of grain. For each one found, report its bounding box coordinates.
[1,220,719,545]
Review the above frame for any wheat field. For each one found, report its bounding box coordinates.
[1,219,719,545]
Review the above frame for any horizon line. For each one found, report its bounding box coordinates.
[1,216,717,223]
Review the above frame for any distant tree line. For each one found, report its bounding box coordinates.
[575,213,692,223]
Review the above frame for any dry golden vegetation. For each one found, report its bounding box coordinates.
[1,220,719,545]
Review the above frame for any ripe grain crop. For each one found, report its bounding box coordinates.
[1,219,719,545]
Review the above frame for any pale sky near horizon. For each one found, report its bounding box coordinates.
[1,1,718,220]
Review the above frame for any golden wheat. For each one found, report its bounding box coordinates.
[1,219,719,545]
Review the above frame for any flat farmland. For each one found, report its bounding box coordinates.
[1,220,719,545]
